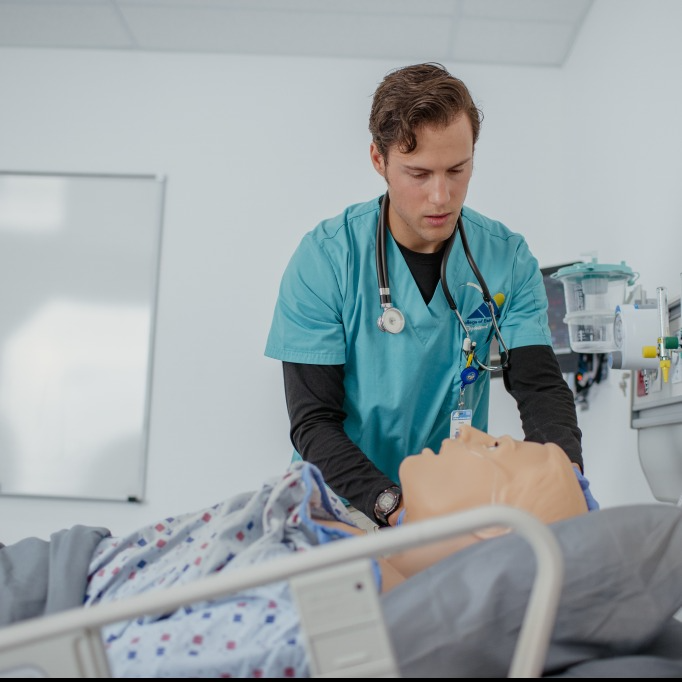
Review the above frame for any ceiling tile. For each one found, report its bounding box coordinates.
[119,6,454,60]
[0,0,594,67]
[0,0,134,49]
[460,0,592,24]
[451,17,576,66]
[118,0,459,16]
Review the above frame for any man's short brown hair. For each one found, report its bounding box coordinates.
[369,62,483,158]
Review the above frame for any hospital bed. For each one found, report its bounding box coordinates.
[0,505,563,678]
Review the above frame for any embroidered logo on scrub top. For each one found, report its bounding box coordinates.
[464,293,505,331]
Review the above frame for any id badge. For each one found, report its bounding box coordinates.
[450,409,472,439]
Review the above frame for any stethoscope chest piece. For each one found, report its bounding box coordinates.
[377,307,405,334]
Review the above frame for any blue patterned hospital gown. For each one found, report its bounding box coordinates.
[84,462,367,678]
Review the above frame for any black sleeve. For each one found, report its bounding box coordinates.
[502,345,583,472]
[282,361,397,521]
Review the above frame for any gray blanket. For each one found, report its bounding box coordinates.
[0,525,110,626]
[385,503,682,678]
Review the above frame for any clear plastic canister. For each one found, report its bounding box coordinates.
[550,259,638,353]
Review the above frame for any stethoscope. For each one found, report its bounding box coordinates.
[375,192,510,383]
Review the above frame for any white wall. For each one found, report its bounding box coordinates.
[1,0,680,544]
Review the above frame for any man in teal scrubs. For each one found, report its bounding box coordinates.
[265,63,584,530]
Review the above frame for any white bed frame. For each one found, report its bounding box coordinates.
[0,505,563,678]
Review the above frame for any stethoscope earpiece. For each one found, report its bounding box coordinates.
[377,307,405,334]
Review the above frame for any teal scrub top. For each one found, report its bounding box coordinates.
[265,196,552,484]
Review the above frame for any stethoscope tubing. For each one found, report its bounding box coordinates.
[375,192,509,371]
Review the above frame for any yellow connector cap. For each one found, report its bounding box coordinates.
[642,346,658,359]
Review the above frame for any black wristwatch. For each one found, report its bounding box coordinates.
[374,486,402,526]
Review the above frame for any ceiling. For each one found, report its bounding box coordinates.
[0,0,594,68]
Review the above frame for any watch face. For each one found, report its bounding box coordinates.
[374,486,401,525]
[377,490,397,512]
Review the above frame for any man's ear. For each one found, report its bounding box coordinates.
[369,142,386,177]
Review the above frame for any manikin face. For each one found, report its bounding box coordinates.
[369,115,474,254]
[398,425,587,525]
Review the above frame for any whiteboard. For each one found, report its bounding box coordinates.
[0,172,165,501]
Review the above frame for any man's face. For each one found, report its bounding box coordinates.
[370,115,475,253]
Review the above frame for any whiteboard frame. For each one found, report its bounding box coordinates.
[0,170,166,502]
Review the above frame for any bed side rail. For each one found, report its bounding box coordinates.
[0,504,563,679]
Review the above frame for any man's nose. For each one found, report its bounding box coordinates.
[428,176,450,206]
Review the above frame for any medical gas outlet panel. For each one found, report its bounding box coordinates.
[630,296,682,503]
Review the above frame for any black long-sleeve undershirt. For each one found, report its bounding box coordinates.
[501,346,583,472]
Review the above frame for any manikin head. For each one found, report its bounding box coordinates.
[399,425,588,528]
